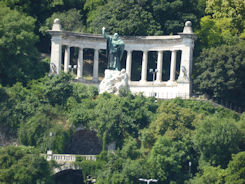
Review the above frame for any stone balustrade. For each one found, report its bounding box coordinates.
[45,153,97,163]
[49,19,197,99]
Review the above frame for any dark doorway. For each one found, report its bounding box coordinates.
[54,169,84,184]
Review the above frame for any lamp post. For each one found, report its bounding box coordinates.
[149,69,158,82]
[69,64,77,74]
[189,161,192,177]
[149,69,158,97]
[139,178,158,184]
[47,132,53,158]
[49,132,53,151]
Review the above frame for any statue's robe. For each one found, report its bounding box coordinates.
[104,33,125,70]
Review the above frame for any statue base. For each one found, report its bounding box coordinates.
[99,69,128,94]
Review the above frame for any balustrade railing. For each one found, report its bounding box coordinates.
[45,153,97,162]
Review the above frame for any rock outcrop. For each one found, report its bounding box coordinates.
[99,69,128,94]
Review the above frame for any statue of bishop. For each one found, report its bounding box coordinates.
[102,27,125,71]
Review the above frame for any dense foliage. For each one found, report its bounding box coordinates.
[0,73,244,183]
[0,3,49,85]
[0,0,245,109]
[0,146,53,184]
[0,0,245,183]
[193,42,245,106]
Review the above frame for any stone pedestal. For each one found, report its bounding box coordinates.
[99,69,128,94]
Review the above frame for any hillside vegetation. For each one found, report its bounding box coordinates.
[0,73,245,183]
[0,0,245,183]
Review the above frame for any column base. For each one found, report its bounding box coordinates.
[166,80,176,85]
[154,80,162,85]
[139,80,147,85]
[76,76,83,80]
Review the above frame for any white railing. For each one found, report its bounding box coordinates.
[45,153,97,162]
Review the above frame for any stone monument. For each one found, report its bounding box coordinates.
[49,19,197,99]
[102,27,125,71]
[99,27,128,94]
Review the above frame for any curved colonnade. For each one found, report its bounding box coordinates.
[49,19,197,99]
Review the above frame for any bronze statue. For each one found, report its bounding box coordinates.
[102,27,125,71]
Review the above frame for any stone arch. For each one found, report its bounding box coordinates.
[53,168,84,184]
[66,129,102,155]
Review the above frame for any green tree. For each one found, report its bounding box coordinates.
[2,0,86,23]
[151,0,204,34]
[90,94,157,147]
[18,107,70,153]
[90,95,135,146]
[87,0,162,35]
[0,4,48,85]
[140,100,197,149]
[193,42,245,107]
[225,151,245,184]
[0,82,38,136]
[190,165,226,184]
[206,0,245,35]
[40,8,86,34]
[43,73,73,106]
[236,113,245,150]
[197,0,245,48]
[148,136,194,183]
[0,146,52,184]
[193,116,241,168]
[67,98,95,128]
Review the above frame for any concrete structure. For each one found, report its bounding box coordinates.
[44,152,96,174]
[49,19,197,99]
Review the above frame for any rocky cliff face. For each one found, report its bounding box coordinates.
[66,130,102,155]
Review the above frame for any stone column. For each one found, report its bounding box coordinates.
[140,50,148,83]
[50,36,62,74]
[169,50,177,81]
[77,48,83,79]
[93,49,99,82]
[50,19,62,74]
[177,21,197,83]
[156,50,163,82]
[126,50,132,81]
[177,46,193,82]
[64,46,70,73]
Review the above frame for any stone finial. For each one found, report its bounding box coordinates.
[183,21,193,34]
[52,18,62,31]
